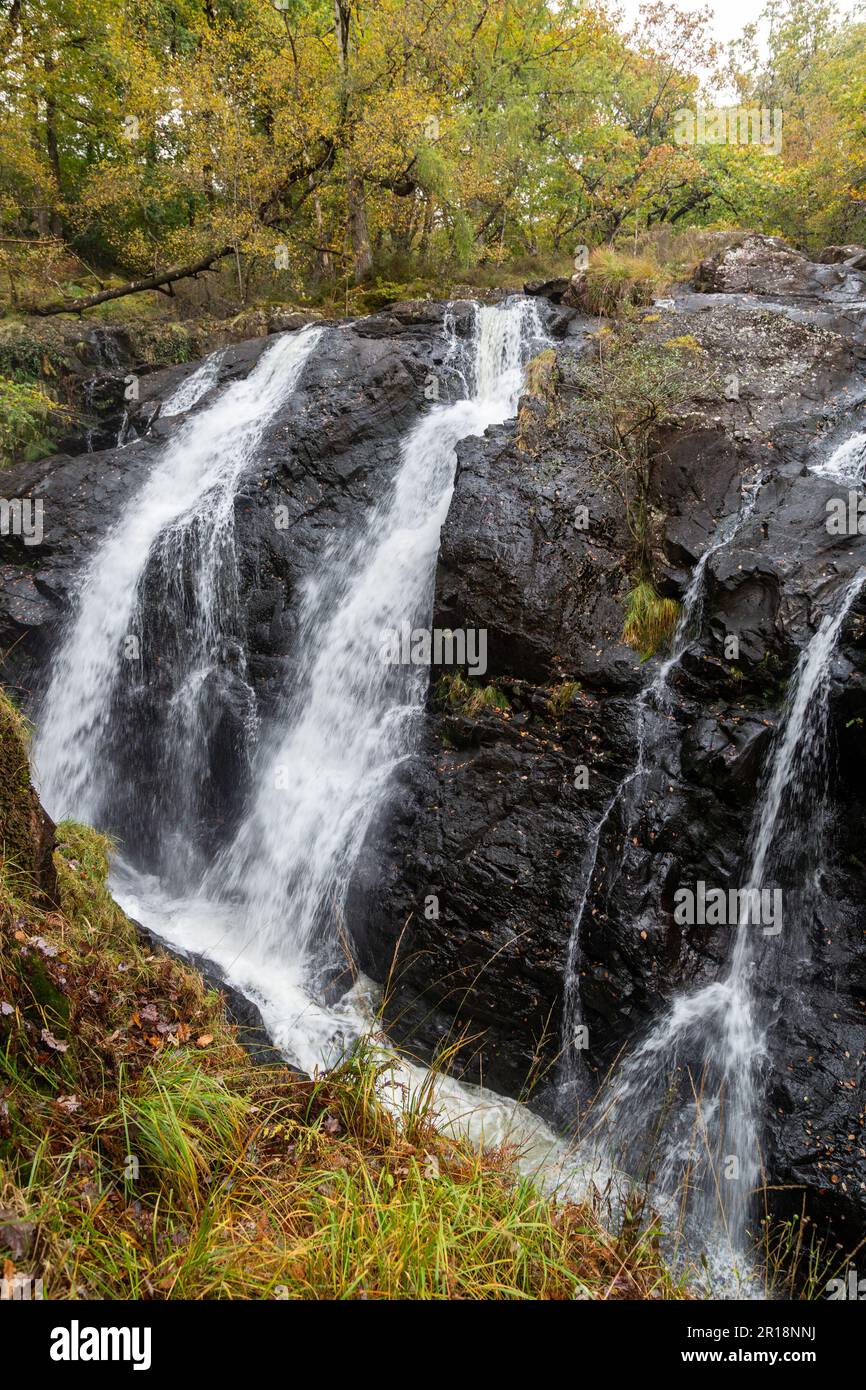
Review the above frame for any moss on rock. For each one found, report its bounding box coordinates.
[0,694,56,902]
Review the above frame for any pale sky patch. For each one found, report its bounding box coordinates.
[613,0,863,98]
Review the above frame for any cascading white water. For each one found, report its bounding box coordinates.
[32,290,605,1196]
[651,474,763,702]
[160,348,225,417]
[207,300,545,983]
[66,299,545,1080]
[34,326,323,874]
[810,430,866,486]
[559,474,763,1093]
[593,567,866,1277]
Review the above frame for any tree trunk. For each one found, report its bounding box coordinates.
[348,174,372,282]
[22,245,235,316]
[419,193,435,261]
[44,58,64,238]
[312,183,332,279]
[332,3,370,283]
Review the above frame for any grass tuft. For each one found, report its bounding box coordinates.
[548,680,580,717]
[517,348,559,452]
[622,581,680,661]
[581,249,663,317]
[525,348,558,401]
[435,672,511,717]
[662,334,705,355]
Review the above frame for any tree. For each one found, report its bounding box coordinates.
[5,0,860,313]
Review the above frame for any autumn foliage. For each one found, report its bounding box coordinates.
[0,0,862,315]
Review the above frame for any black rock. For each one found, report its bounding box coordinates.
[524,277,571,302]
[5,255,866,1254]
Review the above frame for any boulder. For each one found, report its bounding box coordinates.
[523,276,571,302]
[817,244,866,269]
[693,232,866,304]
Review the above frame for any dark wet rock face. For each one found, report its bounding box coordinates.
[2,243,866,1255]
[359,238,866,1252]
[0,310,469,879]
[0,315,468,704]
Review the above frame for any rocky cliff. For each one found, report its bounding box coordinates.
[2,235,865,1253]
[359,236,866,1250]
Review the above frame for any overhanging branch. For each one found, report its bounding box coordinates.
[22,246,235,317]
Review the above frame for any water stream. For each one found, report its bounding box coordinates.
[591,567,866,1278]
[32,298,864,1287]
[204,301,545,985]
[810,430,866,486]
[35,325,323,882]
[559,473,763,1098]
[161,349,226,417]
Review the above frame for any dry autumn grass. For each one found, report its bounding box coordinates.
[622,580,681,661]
[0,691,689,1301]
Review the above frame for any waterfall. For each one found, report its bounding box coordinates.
[592,567,866,1274]
[810,430,866,486]
[651,474,762,702]
[32,292,864,1262]
[559,473,763,1096]
[207,299,545,986]
[161,349,225,418]
[37,298,544,1072]
[34,326,323,880]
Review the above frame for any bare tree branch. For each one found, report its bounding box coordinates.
[21,246,234,316]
